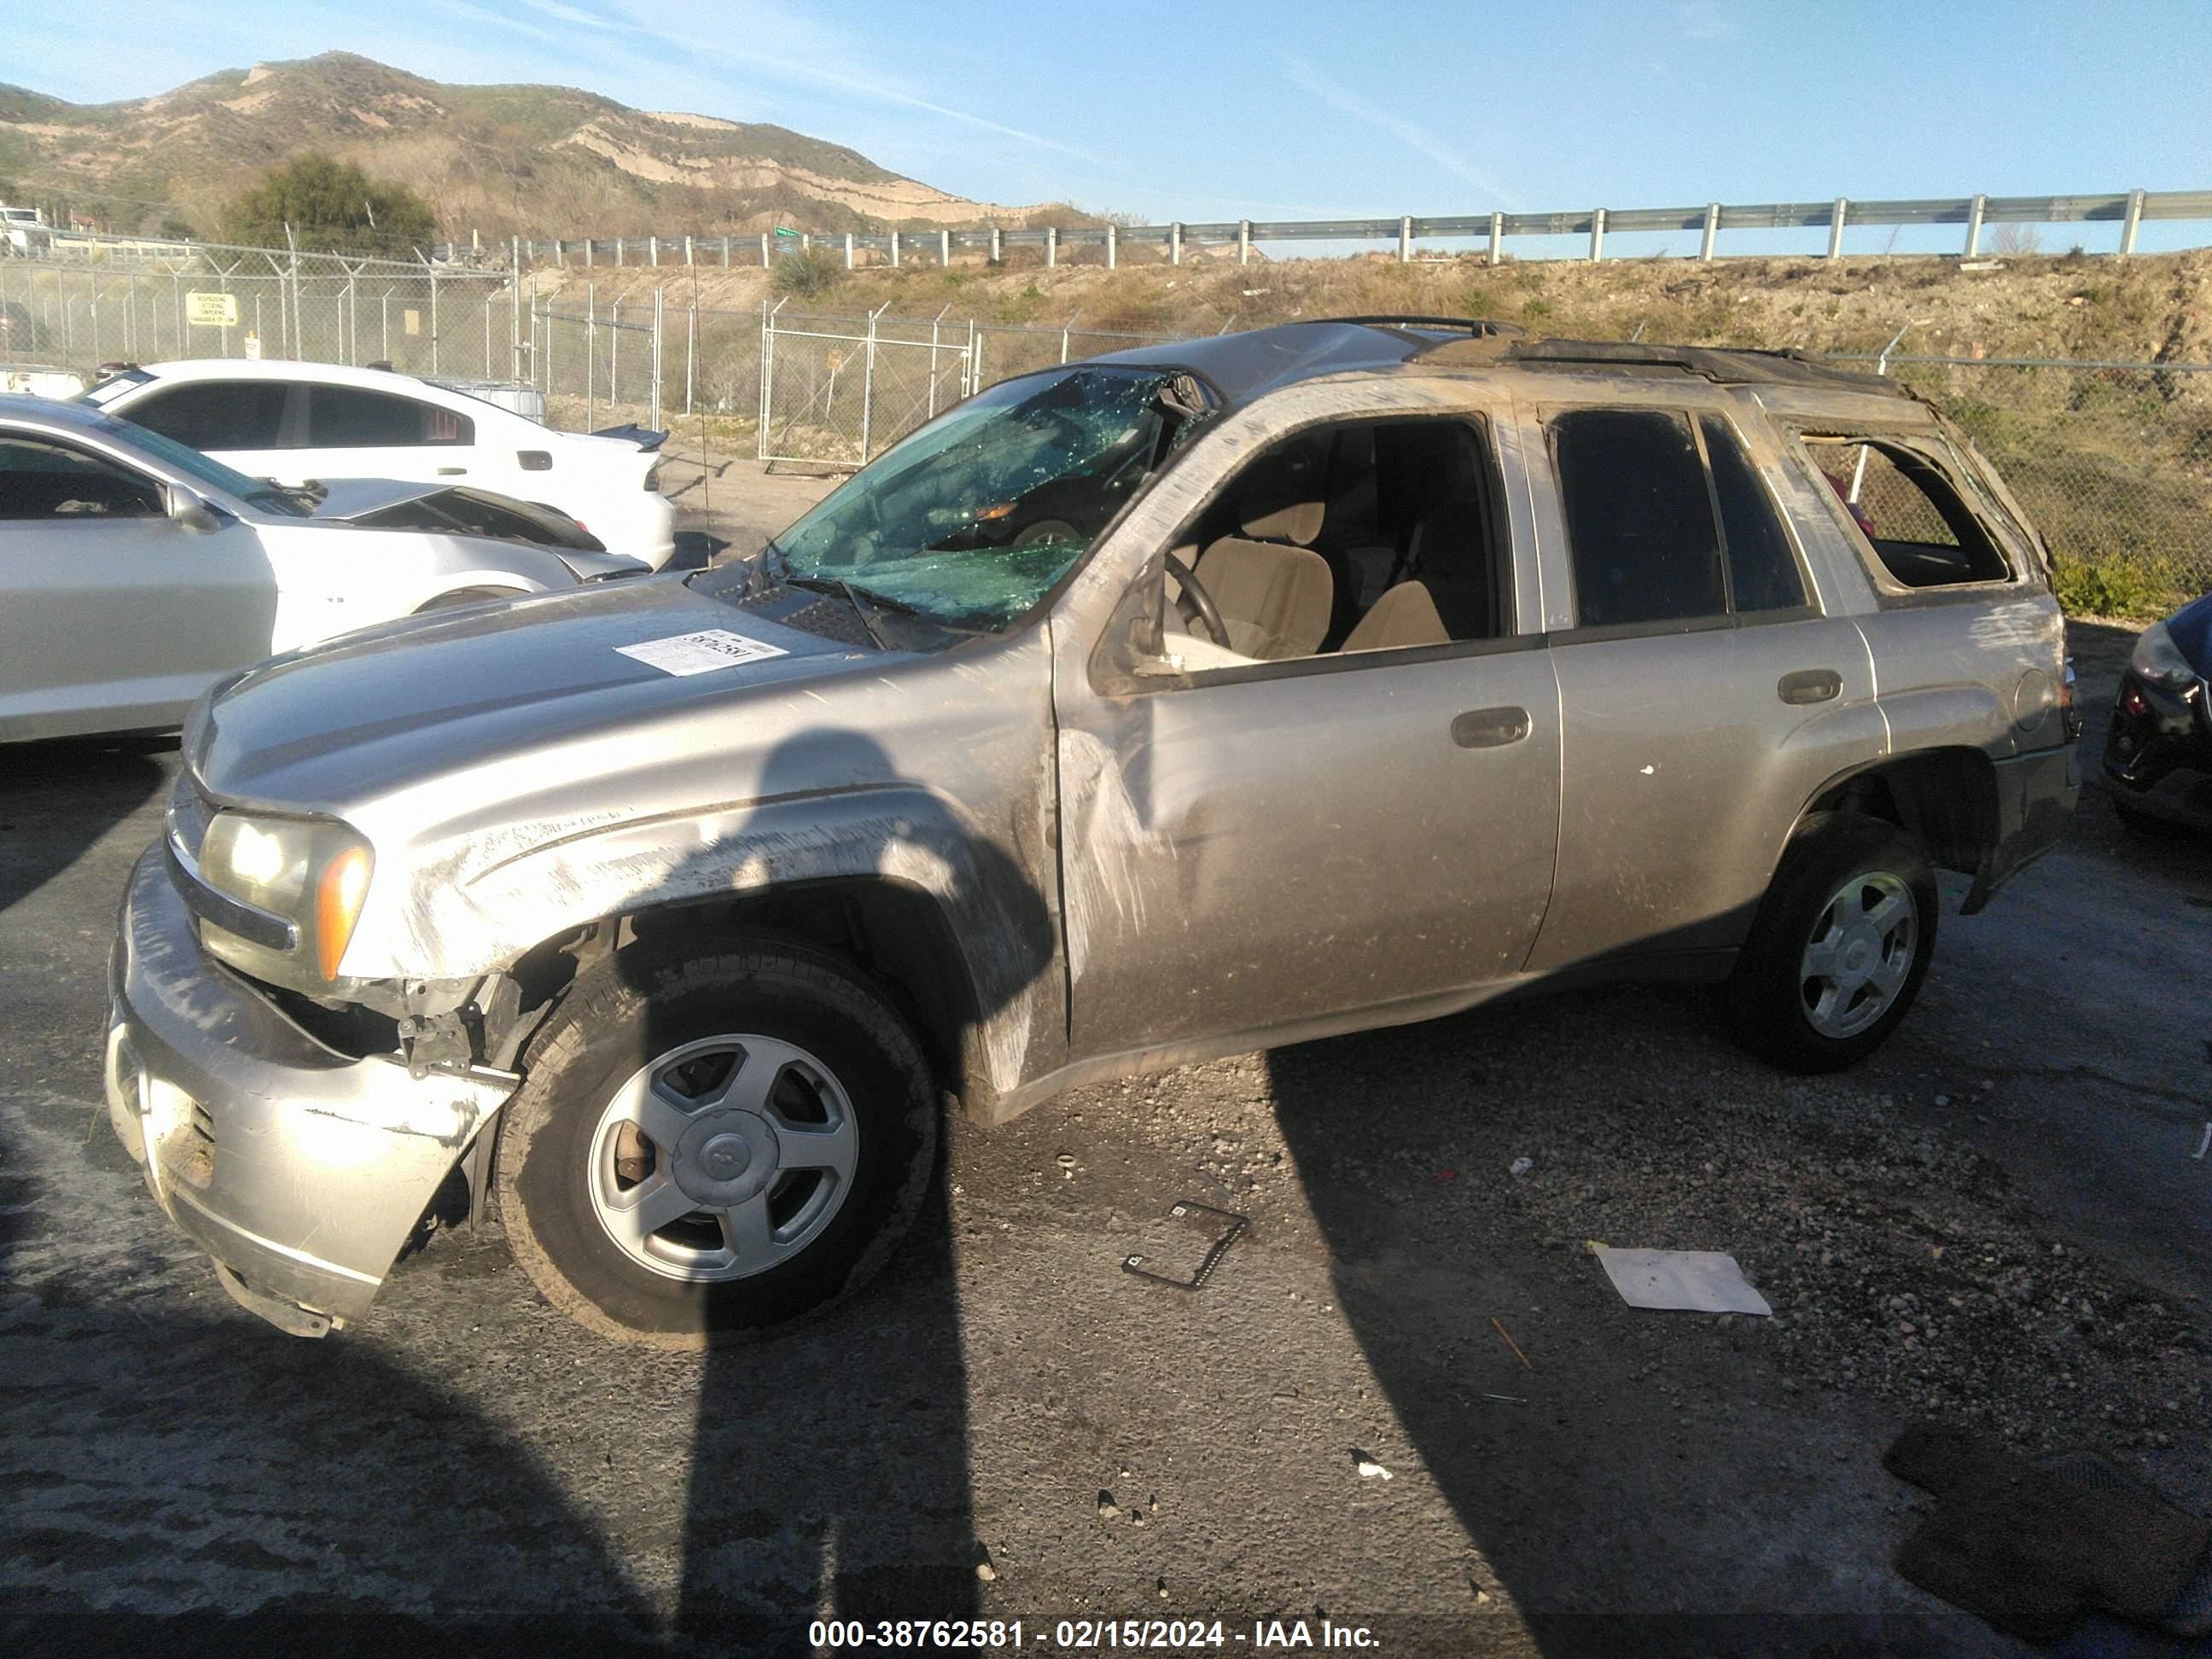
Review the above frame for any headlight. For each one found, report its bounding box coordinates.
[199,812,375,982]
[2128,620,2199,694]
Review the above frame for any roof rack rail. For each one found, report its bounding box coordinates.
[1326,315,1527,339]
[1500,338,1907,394]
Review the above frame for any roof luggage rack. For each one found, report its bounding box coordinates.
[1500,338,1908,394]
[1330,315,1527,339]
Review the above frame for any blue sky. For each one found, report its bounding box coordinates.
[16,1,2211,250]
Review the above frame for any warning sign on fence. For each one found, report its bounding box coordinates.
[184,291,237,328]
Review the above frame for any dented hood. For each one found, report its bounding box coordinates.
[190,575,879,809]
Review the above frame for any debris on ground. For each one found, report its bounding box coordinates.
[2193,1122,2209,1161]
[1352,1451,1393,1481]
[1884,1423,2211,1642]
[1489,1083,2210,1447]
[1591,1243,1773,1316]
[1509,1156,1534,1178]
[1489,1317,1534,1370]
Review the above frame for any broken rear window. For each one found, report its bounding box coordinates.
[1802,436,2011,588]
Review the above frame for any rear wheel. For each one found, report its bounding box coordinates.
[1724,812,1937,1074]
[494,937,938,1347]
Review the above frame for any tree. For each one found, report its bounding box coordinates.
[224,153,437,256]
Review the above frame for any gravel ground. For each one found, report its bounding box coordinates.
[1,471,2206,1656]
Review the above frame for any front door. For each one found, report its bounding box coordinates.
[0,434,275,738]
[1051,406,1563,1062]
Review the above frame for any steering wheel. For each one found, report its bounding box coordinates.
[1162,551,1230,649]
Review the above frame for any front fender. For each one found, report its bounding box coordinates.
[367,783,1059,1103]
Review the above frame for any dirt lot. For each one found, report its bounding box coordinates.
[2,466,2207,1658]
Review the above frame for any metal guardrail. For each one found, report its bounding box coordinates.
[461,187,2212,273]
[18,188,2211,277]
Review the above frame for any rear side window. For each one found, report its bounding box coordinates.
[1700,416,1807,612]
[1551,409,1726,627]
[306,386,473,448]
[125,381,288,451]
[1803,437,2011,587]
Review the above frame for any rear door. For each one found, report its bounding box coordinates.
[0,432,275,738]
[1521,397,1883,973]
[299,383,477,492]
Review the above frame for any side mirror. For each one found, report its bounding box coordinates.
[166,489,218,534]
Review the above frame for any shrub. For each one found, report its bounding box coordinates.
[771,244,841,300]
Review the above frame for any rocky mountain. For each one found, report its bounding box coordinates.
[0,51,1033,244]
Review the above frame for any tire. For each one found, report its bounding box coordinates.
[493,936,939,1348]
[1723,812,1938,1074]
[414,585,528,613]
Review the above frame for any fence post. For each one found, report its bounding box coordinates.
[1964,194,1985,258]
[1238,220,1250,265]
[1046,226,1057,267]
[1398,215,1412,262]
[760,232,771,266]
[1169,223,1182,266]
[684,235,694,266]
[966,317,978,397]
[859,303,882,463]
[685,299,695,416]
[586,284,597,430]
[618,238,628,267]
[1489,212,1504,265]
[1588,207,1606,262]
[721,236,731,266]
[2119,188,2145,257]
[651,288,664,432]
[428,265,439,374]
[510,239,522,378]
[649,236,659,267]
[1062,310,1080,364]
[891,230,901,268]
[940,229,952,266]
[845,232,855,271]
[970,323,985,397]
[1827,196,1848,261]
[1698,203,1719,261]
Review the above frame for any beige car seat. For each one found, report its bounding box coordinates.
[1342,580,1451,652]
[1193,449,1334,660]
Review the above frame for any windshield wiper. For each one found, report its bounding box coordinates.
[777,572,913,649]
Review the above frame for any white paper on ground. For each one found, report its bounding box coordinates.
[1591,1244,1773,1316]
[616,628,789,677]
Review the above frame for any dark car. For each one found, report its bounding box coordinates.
[2104,591,2212,831]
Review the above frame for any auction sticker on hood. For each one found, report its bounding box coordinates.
[616,628,789,676]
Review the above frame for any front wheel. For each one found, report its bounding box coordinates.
[1723,812,1937,1074]
[494,937,939,1347]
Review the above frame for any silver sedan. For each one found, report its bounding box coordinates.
[0,396,644,742]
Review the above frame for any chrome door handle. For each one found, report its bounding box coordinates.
[1452,706,1532,748]
[1778,669,1842,706]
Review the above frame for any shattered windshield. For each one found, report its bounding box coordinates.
[701,364,1212,632]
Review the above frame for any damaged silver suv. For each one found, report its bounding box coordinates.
[105,319,2080,1343]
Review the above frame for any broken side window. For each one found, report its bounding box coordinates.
[1802,435,2011,588]
[1550,408,1726,628]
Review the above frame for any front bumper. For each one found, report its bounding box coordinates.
[104,847,515,1334]
[2103,671,2212,828]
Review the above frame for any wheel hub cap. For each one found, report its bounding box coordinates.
[673,1109,779,1207]
[1799,870,1917,1040]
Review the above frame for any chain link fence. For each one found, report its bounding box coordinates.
[2,236,2203,611]
[0,242,527,386]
